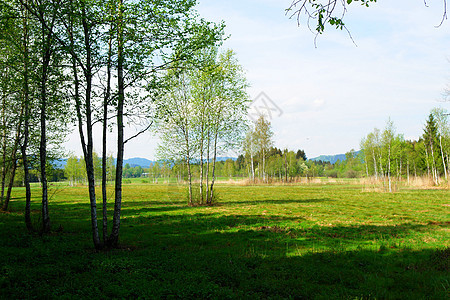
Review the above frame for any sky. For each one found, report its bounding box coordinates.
[64,0,450,160]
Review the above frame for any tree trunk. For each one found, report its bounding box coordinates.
[3,157,18,211]
[40,28,51,233]
[439,136,447,181]
[250,150,255,183]
[205,130,210,204]
[22,5,32,231]
[430,141,438,185]
[110,0,125,247]
[69,4,101,248]
[365,159,369,178]
[0,68,8,207]
[82,5,102,249]
[407,159,410,185]
[372,149,378,180]
[101,9,113,245]
[199,131,204,205]
[284,150,288,183]
[209,132,219,205]
[186,154,193,206]
[388,143,392,193]
[446,154,450,182]
[262,149,266,183]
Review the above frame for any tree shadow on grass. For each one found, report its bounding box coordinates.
[1,199,448,299]
[117,213,449,298]
[226,198,337,206]
[115,198,336,216]
[123,211,448,246]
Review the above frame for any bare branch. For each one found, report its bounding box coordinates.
[124,121,153,144]
[435,0,448,27]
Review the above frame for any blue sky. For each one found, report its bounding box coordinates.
[64,0,450,159]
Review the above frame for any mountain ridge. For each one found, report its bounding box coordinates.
[310,150,361,164]
[53,156,238,168]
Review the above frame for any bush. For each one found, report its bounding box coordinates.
[187,184,219,206]
[345,170,358,178]
[326,170,338,178]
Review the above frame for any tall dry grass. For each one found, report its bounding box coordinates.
[361,176,449,192]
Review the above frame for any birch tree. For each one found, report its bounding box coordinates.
[157,70,197,205]
[243,129,256,182]
[253,114,274,183]
[431,107,449,181]
[201,50,249,204]
[157,48,249,206]
[423,113,441,185]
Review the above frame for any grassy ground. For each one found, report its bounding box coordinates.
[1,182,449,299]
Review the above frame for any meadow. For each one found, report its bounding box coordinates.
[1,181,449,299]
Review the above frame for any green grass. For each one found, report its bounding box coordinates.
[1,182,449,299]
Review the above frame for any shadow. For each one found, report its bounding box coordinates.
[115,214,448,298]
[3,210,447,299]
[122,211,449,245]
[1,191,448,299]
[227,198,336,206]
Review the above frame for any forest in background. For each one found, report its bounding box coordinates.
[6,106,446,191]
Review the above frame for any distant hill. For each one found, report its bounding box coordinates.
[53,156,237,169]
[52,157,155,168]
[215,157,237,162]
[124,157,155,168]
[310,151,361,164]
[125,157,237,167]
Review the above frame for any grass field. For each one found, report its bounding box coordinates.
[1,182,449,299]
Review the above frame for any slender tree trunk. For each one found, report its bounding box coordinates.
[186,148,193,206]
[101,80,109,245]
[22,6,32,230]
[205,130,210,204]
[199,132,204,205]
[407,159,410,185]
[0,71,7,207]
[439,136,447,181]
[388,144,392,193]
[4,158,18,211]
[4,103,23,211]
[102,7,113,245]
[446,154,450,181]
[40,28,51,233]
[110,0,125,247]
[284,150,288,183]
[372,149,378,180]
[69,3,101,248]
[209,132,219,205]
[250,152,255,182]
[430,141,438,185]
[82,5,101,249]
[262,149,266,183]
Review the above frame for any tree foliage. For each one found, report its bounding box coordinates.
[0,0,223,247]
[157,48,249,205]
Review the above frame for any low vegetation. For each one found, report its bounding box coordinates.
[1,182,448,298]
